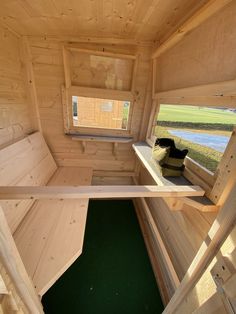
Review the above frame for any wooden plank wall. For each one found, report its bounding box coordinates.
[175,223,236,313]
[0,25,32,148]
[155,1,236,92]
[70,50,133,90]
[29,38,152,171]
[138,166,217,280]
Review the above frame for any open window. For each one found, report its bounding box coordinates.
[72,96,131,130]
[150,104,236,173]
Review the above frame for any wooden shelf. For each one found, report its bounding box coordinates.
[71,134,133,155]
[132,141,219,212]
[71,134,133,143]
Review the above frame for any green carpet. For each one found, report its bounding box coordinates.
[42,200,164,314]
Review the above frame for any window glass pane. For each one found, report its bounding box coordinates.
[155,105,236,172]
[71,53,133,91]
[72,96,130,130]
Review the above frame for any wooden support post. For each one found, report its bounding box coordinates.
[146,99,158,144]
[62,46,71,89]
[0,206,43,313]
[152,58,157,98]
[163,182,236,314]
[131,56,139,94]
[61,85,70,133]
[20,37,42,132]
[152,0,232,59]
[81,141,86,154]
[112,142,118,157]
[138,63,153,141]
[209,127,236,205]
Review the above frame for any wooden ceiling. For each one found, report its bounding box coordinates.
[0,0,209,43]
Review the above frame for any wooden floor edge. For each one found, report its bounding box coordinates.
[0,185,205,200]
[133,198,170,306]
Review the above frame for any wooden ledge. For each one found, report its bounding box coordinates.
[71,134,133,143]
[132,141,218,212]
[71,134,133,155]
[0,185,204,200]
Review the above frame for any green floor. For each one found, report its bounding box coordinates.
[42,200,164,314]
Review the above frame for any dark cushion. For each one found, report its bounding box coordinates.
[155,138,176,149]
[152,138,188,177]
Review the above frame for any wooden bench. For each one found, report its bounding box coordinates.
[133,141,219,212]
[0,132,92,296]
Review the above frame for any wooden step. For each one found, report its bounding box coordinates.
[14,167,93,296]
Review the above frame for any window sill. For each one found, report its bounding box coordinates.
[70,134,133,155]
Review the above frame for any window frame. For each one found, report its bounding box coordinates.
[62,85,135,136]
[147,100,236,175]
[62,46,138,137]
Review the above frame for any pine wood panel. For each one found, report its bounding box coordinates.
[174,219,236,313]
[14,167,93,296]
[139,166,217,280]
[0,206,44,313]
[0,25,32,148]
[0,132,57,233]
[0,185,204,200]
[29,39,151,171]
[0,0,209,42]
[155,1,236,92]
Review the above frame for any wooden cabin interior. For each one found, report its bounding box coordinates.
[0,0,236,313]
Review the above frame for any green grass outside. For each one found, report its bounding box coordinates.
[122,103,130,129]
[155,126,221,172]
[154,105,236,172]
[158,105,236,124]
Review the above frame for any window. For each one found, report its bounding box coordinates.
[62,47,136,136]
[71,96,131,130]
[154,104,236,172]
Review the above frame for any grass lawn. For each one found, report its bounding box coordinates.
[154,105,236,172]
[155,126,221,172]
[158,105,236,124]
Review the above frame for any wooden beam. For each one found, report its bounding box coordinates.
[93,171,135,177]
[146,99,159,141]
[209,127,236,205]
[0,206,43,313]
[152,0,232,59]
[70,86,134,101]
[131,56,139,93]
[152,58,157,98]
[0,185,204,200]
[20,36,42,132]
[138,62,153,141]
[62,46,71,89]
[67,46,137,60]
[155,79,236,99]
[61,85,70,133]
[163,182,236,314]
[184,157,215,187]
[27,35,153,47]
[134,199,171,305]
[156,95,236,108]
[71,134,133,143]
[133,177,180,289]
